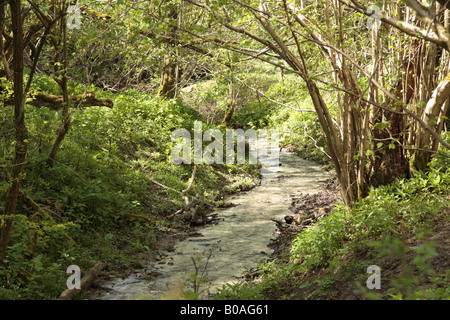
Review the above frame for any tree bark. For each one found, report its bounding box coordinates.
[158,57,178,99]
[412,74,450,170]
[57,261,108,300]
[158,5,179,99]
[0,0,26,264]
[0,3,11,79]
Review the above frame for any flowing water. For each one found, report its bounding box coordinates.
[100,140,329,300]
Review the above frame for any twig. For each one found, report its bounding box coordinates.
[232,75,315,113]
[170,197,202,217]
[182,165,198,195]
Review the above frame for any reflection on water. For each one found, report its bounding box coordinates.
[101,144,329,300]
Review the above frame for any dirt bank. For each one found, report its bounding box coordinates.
[268,178,341,262]
[261,180,450,300]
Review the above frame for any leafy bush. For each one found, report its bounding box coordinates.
[290,167,450,272]
[214,282,264,300]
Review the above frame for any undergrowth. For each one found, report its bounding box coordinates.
[0,74,260,299]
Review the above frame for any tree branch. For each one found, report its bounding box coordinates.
[340,0,450,51]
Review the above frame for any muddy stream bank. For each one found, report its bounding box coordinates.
[97,146,331,300]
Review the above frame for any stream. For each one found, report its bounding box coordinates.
[100,140,329,300]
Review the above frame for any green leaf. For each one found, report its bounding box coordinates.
[104,233,114,241]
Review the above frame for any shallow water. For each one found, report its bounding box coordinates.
[100,142,329,300]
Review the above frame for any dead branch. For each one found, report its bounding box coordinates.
[182,165,197,195]
[168,197,203,219]
[57,261,108,300]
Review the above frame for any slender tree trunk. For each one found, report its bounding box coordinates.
[48,1,70,167]
[433,4,450,152]
[158,5,179,99]
[432,98,450,152]
[0,2,11,79]
[267,2,358,207]
[159,57,178,99]
[412,73,450,170]
[221,63,235,127]
[0,0,26,263]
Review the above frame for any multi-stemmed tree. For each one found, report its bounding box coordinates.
[177,0,450,208]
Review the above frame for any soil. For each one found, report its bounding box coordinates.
[269,218,450,300]
[268,177,342,262]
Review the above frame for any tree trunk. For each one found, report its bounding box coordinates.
[158,5,179,99]
[48,1,71,167]
[158,57,178,99]
[0,0,26,264]
[412,74,450,171]
[221,100,235,127]
[221,71,235,127]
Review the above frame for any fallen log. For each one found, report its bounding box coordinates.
[57,261,108,300]
[1,83,114,110]
[29,90,113,110]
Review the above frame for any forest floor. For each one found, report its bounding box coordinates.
[266,217,450,300]
[265,181,450,300]
[267,177,342,263]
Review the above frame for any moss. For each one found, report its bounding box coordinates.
[81,8,112,21]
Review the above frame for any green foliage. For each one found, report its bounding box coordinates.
[228,73,332,165]
[0,215,71,299]
[216,165,450,300]
[184,242,220,300]
[214,281,264,300]
[0,73,260,299]
[290,167,450,272]
[290,205,348,271]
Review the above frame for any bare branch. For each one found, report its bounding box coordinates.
[340,0,450,51]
